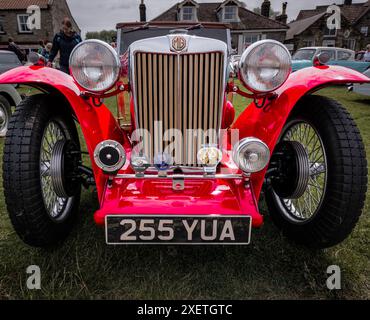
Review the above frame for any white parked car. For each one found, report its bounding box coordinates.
[0,85,22,137]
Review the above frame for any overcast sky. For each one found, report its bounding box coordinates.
[66,0,367,37]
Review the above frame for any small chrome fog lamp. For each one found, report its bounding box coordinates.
[94,140,126,173]
[154,152,173,176]
[197,146,223,174]
[233,138,270,173]
[131,152,150,177]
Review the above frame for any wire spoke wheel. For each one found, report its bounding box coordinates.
[40,120,73,221]
[265,95,367,248]
[276,121,328,223]
[4,94,82,247]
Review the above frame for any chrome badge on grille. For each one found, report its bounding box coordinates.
[171,36,187,52]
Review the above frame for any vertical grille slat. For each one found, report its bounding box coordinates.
[188,54,194,166]
[134,52,224,166]
[209,53,215,138]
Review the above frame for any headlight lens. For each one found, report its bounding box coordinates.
[197,146,223,167]
[233,138,270,173]
[70,40,120,92]
[239,40,291,93]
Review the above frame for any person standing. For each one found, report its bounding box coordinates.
[42,43,53,61]
[38,40,45,55]
[8,38,25,62]
[362,44,370,62]
[47,18,82,74]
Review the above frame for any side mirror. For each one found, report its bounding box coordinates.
[313,52,330,66]
[229,58,240,78]
[28,52,46,66]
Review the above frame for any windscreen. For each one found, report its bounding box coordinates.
[292,49,316,61]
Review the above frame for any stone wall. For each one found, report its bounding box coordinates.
[50,0,81,35]
[355,11,370,49]
[0,9,53,48]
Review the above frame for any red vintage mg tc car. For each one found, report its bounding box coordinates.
[0,23,368,248]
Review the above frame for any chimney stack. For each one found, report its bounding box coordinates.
[261,0,271,18]
[276,2,288,24]
[344,0,352,5]
[140,0,146,22]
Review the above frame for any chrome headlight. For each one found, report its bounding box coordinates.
[70,40,120,93]
[233,138,270,173]
[239,40,291,93]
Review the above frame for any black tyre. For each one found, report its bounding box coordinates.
[0,94,11,137]
[265,95,368,248]
[3,94,82,247]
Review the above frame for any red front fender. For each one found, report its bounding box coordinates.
[232,65,370,200]
[0,66,123,200]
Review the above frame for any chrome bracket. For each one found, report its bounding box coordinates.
[172,175,185,191]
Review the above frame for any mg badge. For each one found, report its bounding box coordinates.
[172,36,187,52]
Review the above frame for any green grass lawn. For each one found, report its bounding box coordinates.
[0,87,369,300]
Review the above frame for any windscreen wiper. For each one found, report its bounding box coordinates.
[122,23,159,34]
[186,23,204,31]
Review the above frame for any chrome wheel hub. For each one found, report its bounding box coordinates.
[272,121,328,223]
[0,103,8,132]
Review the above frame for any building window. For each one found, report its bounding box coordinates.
[244,34,261,47]
[182,7,195,21]
[343,39,356,50]
[17,14,32,33]
[0,16,5,33]
[223,6,238,21]
[322,39,336,47]
[324,26,337,37]
[361,26,368,36]
[303,40,315,47]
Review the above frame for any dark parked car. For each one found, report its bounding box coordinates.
[0,50,22,74]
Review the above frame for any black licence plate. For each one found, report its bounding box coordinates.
[105,216,252,245]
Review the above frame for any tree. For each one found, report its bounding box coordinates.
[85,30,117,43]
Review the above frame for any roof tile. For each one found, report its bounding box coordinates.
[295,1,369,24]
[152,2,288,30]
[0,0,50,10]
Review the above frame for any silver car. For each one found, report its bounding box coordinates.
[0,50,22,74]
[0,85,22,137]
[0,51,23,137]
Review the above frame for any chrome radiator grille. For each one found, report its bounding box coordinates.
[134,51,225,166]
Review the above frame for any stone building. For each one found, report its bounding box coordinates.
[152,0,288,54]
[286,0,370,52]
[0,0,80,50]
